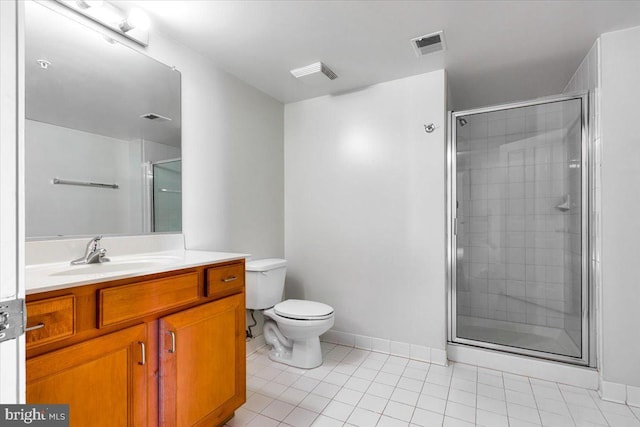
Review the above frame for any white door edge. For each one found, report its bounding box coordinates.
[0,0,26,404]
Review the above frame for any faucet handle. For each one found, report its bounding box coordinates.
[71,236,107,265]
[89,235,102,248]
[81,235,103,257]
[97,247,110,262]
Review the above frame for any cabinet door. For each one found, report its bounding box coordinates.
[27,324,147,427]
[159,293,245,427]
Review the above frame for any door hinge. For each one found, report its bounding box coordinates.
[0,298,25,343]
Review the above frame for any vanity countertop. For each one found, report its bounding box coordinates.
[26,250,249,295]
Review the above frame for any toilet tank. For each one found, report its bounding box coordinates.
[245,258,288,310]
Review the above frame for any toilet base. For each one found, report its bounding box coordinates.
[268,336,323,369]
[262,309,334,370]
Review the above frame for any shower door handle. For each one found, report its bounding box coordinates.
[454,218,458,235]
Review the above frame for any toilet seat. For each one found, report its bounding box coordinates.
[274,299,334,321]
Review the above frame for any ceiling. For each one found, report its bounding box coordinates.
[124,1,640,110]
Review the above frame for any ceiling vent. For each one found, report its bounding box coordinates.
[290,62,338,84]
[410,30,446,57]
[140,113,171,122]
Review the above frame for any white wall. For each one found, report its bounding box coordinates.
[141,32,284,259]
[600,25,640,394]
[111,18,286,344]
[284,71,447,353]
[142,140,181,164]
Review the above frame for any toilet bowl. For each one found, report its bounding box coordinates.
[263,299,334,369]
[245,258,335,369]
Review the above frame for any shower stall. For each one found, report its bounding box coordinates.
[447,94,593,365]
[143,159,182,233]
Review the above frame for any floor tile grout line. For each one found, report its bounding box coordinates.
[587,389,619,427]
[522,375,544,426]
[305,346,410,425]
[530,379,573,426]
[244,343,636,427]
[558,382,589,427]
[252,345,412,426]
[251,347,518,424]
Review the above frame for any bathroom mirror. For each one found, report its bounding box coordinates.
[24,1,182,239]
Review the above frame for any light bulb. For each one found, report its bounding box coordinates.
[122,8,150,32]
[75,0,104,8]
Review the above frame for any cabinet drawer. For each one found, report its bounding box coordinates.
[99,272,199,328]
[206,262,244,298]
[26,295,75,348]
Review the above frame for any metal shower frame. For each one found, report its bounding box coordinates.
[446,92,595,367]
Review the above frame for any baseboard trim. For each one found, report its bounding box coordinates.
[246,334,266,356]
[321,329,448,366]
[600,380,640,407]
[448,343,599,390]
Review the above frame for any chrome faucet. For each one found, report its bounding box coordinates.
[71,236,110,265]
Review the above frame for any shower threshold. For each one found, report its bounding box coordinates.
[456,315,581,359]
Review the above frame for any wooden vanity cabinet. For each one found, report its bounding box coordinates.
[27,324,148,427]
[25,259,246,427]
[25,294,75,348]
[159,293,245,426]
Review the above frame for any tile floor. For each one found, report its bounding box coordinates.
[227,342,640,427]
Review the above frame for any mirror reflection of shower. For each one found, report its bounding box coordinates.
[144,159,182,233]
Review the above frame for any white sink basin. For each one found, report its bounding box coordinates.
[26,249,248,295]
[50,255,182,277]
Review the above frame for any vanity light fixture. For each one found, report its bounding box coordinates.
[75,0,104,9]
[119,8,150,33]
[54,0,150,47]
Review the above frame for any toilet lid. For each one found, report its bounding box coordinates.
[274,299,334,320]
[246,258,287,272]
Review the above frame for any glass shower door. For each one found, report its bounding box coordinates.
[152,159,182,232]
[449,95,589,364]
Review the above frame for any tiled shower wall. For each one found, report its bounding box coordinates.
[456,101,581,335]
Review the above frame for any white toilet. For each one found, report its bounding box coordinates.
[246,258,334,369]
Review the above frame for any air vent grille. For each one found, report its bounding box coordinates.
[320,63,338,80]
[411,31,446,57]
[290,62,338,84]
